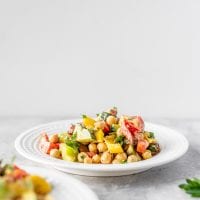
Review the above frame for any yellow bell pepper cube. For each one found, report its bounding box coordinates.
[147,138,157,144]
[104,135,116,144]
[30,175,52,194]
[107,143,124,153]
[95,129,104,142]
[82,115,96,128]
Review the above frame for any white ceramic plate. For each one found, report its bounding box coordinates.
[18,165,98,200]
[15,119,189,176]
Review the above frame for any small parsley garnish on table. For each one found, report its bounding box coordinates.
[179,178,200,197]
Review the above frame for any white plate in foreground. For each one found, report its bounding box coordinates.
[18,165,98,200]
[15,120,189,176]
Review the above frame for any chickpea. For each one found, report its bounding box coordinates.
[142,150,152,160]
[112,159,121,164]
[115,153,127,162]
[49,134,59,143]
[116,128,123,137]
[92,154,101,164]
[77,152,88,163]
[106,116,117,126]
[49,149,61,159]
[94,120,106,129]
[79,144,89,152]
[97,142,108,153]
[127,155,139,163]
[136,153,142,161]
[84,156,93,164]
[126,145,135,155]
[101,151,112,164]
[88,143,97,153]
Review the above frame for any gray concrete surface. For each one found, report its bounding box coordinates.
[0,116,199,200]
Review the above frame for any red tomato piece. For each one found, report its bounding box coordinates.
[121,121,134,144]
[121,119,140,144]
[14,165,20,170]
[103,123,110,134]
[124,120,139,135]
[40,141,59,154]
[13,168,28,180]
[131,116,144,132]
[86,152,96,158]
[54,143,60,149]
[137,140,149,153]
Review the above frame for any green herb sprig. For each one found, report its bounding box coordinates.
[65,133,80,150]
[179,178,200,197]
[115,135,124,146]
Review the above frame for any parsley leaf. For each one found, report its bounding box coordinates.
[111,124,120,132]
[65,133,80,150]
[71,133,77,140]
[179,178,200,197]
[115,135,124,145]
[149,132,155,138]
[148,144,158,152]
[98,112,111,121]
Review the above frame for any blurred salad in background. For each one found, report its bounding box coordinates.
[0,160,52,200]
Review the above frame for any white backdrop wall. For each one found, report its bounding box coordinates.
[0,0,199,118]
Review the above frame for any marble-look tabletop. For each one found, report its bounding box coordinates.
[0,116,199,200]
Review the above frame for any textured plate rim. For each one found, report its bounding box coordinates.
[15,120,189,172]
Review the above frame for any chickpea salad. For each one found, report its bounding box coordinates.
[0,161,52,200]
[39,107,160,164]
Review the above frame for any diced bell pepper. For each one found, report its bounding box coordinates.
[82,115,96,128]
[104,135,116,144]
[107,143,124,153]
[95,129,104,142]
